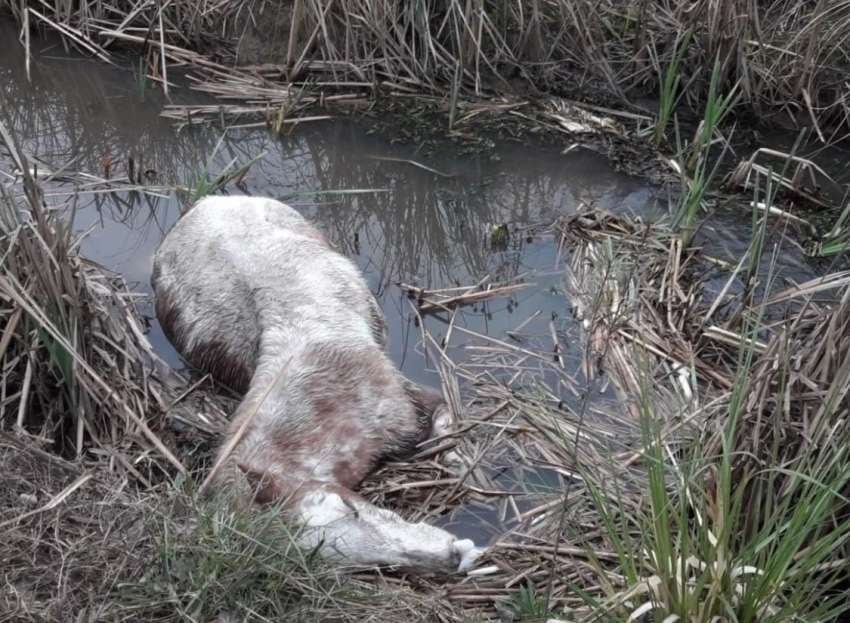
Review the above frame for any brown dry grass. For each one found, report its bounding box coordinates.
[0,431,455,623]
[2,0,849,133]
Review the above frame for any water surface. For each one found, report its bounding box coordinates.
[0,20,660,388]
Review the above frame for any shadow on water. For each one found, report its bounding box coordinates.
[0,18,833,542]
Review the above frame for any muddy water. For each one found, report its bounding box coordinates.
[0,20,831,542]
[0,21,660,384]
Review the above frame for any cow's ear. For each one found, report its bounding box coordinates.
[237,462,285,505]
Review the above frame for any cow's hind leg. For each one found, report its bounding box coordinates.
[375,381,456,463]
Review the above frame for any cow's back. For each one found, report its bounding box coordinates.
[152,196,384,391]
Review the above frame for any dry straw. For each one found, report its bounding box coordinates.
[2,0,849,132]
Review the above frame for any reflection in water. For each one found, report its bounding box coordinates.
[0,19,658,391]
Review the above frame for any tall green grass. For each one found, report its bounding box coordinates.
[581,364,850,621]
[813,199,850,257]
[671,58,739,244]
[653,30,693,148]
[572,207,850,622]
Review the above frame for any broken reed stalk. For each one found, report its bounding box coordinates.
[0,121,185,473]
[398,278,530,315]
[560,205,850,451]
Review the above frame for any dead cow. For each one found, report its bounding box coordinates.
[152,196,482,572]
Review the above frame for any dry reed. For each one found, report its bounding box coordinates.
[2,0,848,132]
[0,120,228,474]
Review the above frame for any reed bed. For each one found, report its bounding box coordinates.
[0,126,184,472]
[2,0,849,134]
[554,208,850,621]
[356,206,850,620]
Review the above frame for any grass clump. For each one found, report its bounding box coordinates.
[0,121,185,472]
[652,29,692,148]
[178,132,266,207]
[508,584,553,621]
[122,494,425,622]
[670,58,739,244]
[582,364,850,622]
[812,199,850,257]
[559,205,850,622]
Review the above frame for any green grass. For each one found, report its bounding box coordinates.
[128,497,320,619]
[812,199,850,257]
[508,584,552,621]
[685,56,740,173]
[653,30,693,148]
[577,354,850,621]
[671,57,740,244]
[180,133,267,206]
[119,490,426,622]
[571,208,850,622]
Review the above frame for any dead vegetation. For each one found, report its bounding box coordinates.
[0,123,192,473]
[1,0,849,135]
[553,208,850,620]
[0,431,455,622]
[351,207,849,620]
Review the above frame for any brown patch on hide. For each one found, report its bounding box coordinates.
[406,382,445,424]
[154,287,254,394]
[154,287,185,353]
[366,364,395,392]
[332,460,360,489]
[268,418,377,489]
[270,342,424,487]
[377,381,446,462]
[367,295,388,348]
[272,427,326,458]
[310,393,354,422]
[238,463,288,505]
[300,343,440,465]
[300,343,384,418]
[188,340,253,394]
